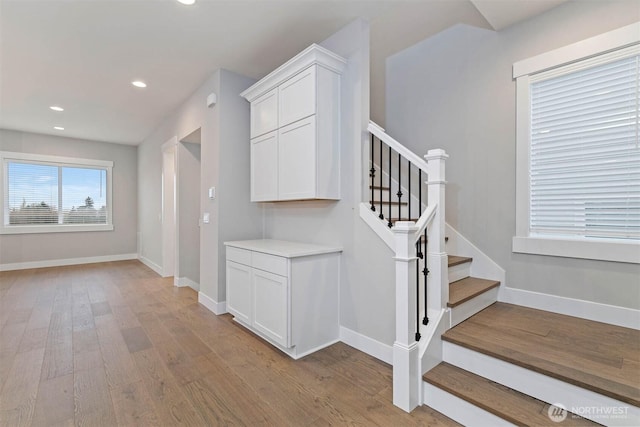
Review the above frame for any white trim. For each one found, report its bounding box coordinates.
[0,253,137,272]
[513,23,640,263]
[443,342,640,426]
[512,236,640,265]
[198,291,227,315]
[174,276,200,291]
[0,223,114,235]
[445,223,506,285]
[138,255,163,276]
[339,325,393,364]
[499,286,640,330]
[368,121,430,174]
[0,151,114,235]
[0,151,113,168]
[449,286,498,328]
[422,382,512,427]
[240,44,346,101]
[513,22,640,77]
[359,202,394,250]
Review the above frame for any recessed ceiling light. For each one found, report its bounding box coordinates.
[177,0,196,5]
[53,126,64,131]
[49,105,64,112]
[132,80,147,88]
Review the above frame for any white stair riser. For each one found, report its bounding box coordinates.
[449,287,498,328]
[423,382,515,427]
[448,262,470,283]
[443,341,640,427]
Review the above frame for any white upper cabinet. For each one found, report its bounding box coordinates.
[278,66,316,127]
[241,44,346,202]
[250,88,278,138]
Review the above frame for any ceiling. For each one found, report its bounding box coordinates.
[0,0,567,145]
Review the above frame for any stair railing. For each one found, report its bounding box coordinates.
[366,121,448,413]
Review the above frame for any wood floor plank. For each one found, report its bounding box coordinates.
[110,380,160,426]
[94,315,141,389]
[121,326,153,353]
[131,347,207,426]
[0,347,45,426]
[32,373,74,426]
[73,363,117,426]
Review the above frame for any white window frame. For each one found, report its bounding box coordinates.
[0,151,114,234]
[512,22,640,264]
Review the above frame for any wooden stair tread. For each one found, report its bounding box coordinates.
[424,363,598,426]
[448,277,499,307]
[442,303,640,407]
[369,185,390,190]
[370,200,408,206]
[448,255,472,267]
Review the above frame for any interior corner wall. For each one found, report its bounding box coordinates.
[385,0,640,309]
[215,69,263,303]
[137,70,220,292]
[262,19,398,347]
[0,129,137,265]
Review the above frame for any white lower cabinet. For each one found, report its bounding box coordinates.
[225,239,341,359]
[252,269,288,347]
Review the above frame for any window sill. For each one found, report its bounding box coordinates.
[0,224,114,235]
[512,235,639,264]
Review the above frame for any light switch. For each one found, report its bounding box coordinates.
[203,213,210,224]
[208,187,216,199]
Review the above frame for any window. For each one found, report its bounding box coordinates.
[0,152,113,234]
[513,22,640,264]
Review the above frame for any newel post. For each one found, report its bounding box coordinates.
[424,149,449,312]
[392,221,421,412]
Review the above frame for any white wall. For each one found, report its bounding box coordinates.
[0,129,137,265]
[261,19,398,347]
[386,1,640,309]
[137,68,261,303]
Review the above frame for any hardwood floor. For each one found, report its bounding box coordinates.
[0,260,458,426]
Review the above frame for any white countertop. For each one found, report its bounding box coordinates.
[224,239,342,258]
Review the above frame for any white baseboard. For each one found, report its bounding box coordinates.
[0,253,138,272]
[138,255,163,276]
[198,292,227,315]
[339,326,393,364]
[175,276,200,291]
[500,286,640,330]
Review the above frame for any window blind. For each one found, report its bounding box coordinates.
[5,161,108,226]
[529,49,639,240]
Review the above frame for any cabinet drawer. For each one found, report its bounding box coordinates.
[278,65,316,127]
[251,88,278,138]
[226,246,251,266]
[252,251,288,276]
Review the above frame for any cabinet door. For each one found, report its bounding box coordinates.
[226,261,252,325]
[278,116,316,200]
[250,131,278,202]
[252,269,289,347]
[278,65,316,127]
[250,88,278,138]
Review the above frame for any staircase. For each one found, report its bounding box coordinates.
[360,121,640,426]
